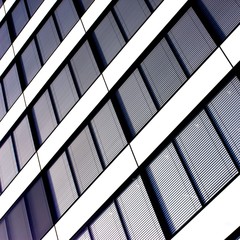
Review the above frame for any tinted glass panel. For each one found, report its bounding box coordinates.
[176,111,237,202]
[50,66,78,120]
[0,137,18,191]
[37,17,60,63]
[0,220,8,240]
[93,12,125,66]
[0,85,6,120]
[3,64,22,109]
[147,144,202,233]
[0,22,11,59]
[208,77,240,166]
[90,203,127,240]
[68,126,102,193]
[55,0,79,38]
[25,179,53,240]
[91,101,127,167]
[47,153,78,218]
[117,177,165,239]
[13,117,35,168]
[71,41,100,94]
[32,91,57,144]
[21,40,42,85]
[114,0,150,39]
[148,0,163,10]
[6,199,32,240]
[11,1,29,36]
[26,0,43,16]
[78,0,94,11]
[116,69,157,137]
[167,8,216,75]
[141,38,187,108]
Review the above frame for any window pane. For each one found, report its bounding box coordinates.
[32,91,57,144]
[0,220,8,240]
[117,177,165,239]
[11,1,29,36]
[47,153,78,218]
[176,111,237,203]
[25,178,53,240]
[6,199,32,240]
[26,0,43,16]
[91,101,127,167]
[114,0,150,39]
[0,85,6,120]
[13,117,35,168]
[37,17,60,63]
[3,64,22,109]
[78,0,94,11]
[147,144,202,233]
[50,66,78,121]
[68,126,102,193]
[116,69,157,137]
[208,77,240,166]
[148,0,163,10]
[141,38,187,108]
[197,0,240,41]
[0,22,11,59]
[90,203,127,240]
[21,40,41,85]
[93,12,125,67]
[0,137,18,191]
[167,8,216,75]
[71,41,100,94]
[54,0,79,38]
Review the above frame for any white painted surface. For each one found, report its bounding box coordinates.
[24,20,85,106]
[103,0,188,90]
[42,227,58,240]
[0,46,14,76]
[0,5,5,23]
[38,75,108,169]
[55,146,138,240]
[0,95,26,140]
[221,25,240,67]
[173,176,240,240]
[81,0,112,31]
[13,0,57,54]
[131,49,232,165]
[0,154,40,219]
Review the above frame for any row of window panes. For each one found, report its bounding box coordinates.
[0,0,95,60]
[73,76,240,240]
[0,67,239,240]
[0,5,221,198]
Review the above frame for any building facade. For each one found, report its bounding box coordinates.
[0,0,240,239]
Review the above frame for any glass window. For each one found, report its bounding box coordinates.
[50,66,78,120]
[11,0,29,36]
[0,220,8,240]
[0,137,18,192]
[0,22,11,59]
[208,77,240,166]
[93,12,126,67]
[147,144,202,233]
[141,38,187,108]
[25,178,53,240]
[47,153,78,218]
[3,64,22,109]
[90,203,127,240]
[0,85,6,120]
[54,0,79,38]
[21,40,42,85]
[70,41,100,94]
[37,17,60,63]
[91,101,127,167]
[6,199,32,240]
[13,117,35,168]
[148,0,163,10]
[114,0,150,39]
[116,69,157,137]
[32,91,57,144]
[167,8,216,75]
[78,0,94,11]
[26,0,44,16]
[196,0,240,41]
[117,177,165,239]
[68,126,102,193]
[175,111,237,203]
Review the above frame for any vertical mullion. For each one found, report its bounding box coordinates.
[68,62,82,98]
[1,82,9,112]
[144,0,154,13]
[11,133,21,171]
[52,11,64,41]
[47,88,60,124]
